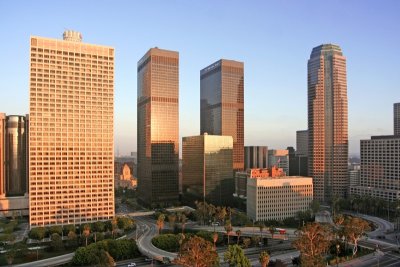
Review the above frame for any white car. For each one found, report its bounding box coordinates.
[128,263,136,267]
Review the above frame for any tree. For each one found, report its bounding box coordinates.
[29,227,46,240]
[257,222,265,240]
[178,213,187,234]
[111,217,118,238]
[83,224,91,247]
[213,232,218,248]
[157,214,165,235]
[67,230,78,248]
[50,233,64,251]
[342,217,370,255]
[174,236,219,267]
[5,243,17,265]
[269,226,276,239]
[292,222,332,267]
[224,244,251,267]
[310,200,320,216]
[168,213,177,230]
[94,221,106,233]
[224,220,233,245]
[236,230,242,245]
[216,206,227,223]
[64,224,76,236]
[242,238,251,248]
[48,225,63,235]
[117,217,134,231]
[259,251,270,267]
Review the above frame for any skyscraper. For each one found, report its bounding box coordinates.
[5,115,27,196]
[137,48,179,207]
[29,31,115,227]
[394,103,400,136]
[244,146,268,170]
[200,59,244,172]
[308,44,348,203]
[182,134,233,206]
[268,149,289,175]
[296,130,308,156]
[0,113,5,197]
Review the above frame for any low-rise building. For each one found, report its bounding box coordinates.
[247,176,313,221]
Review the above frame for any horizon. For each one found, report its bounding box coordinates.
[1,1,399,156]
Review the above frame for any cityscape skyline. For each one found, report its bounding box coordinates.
[1,1,399,156]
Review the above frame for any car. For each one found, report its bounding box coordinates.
[211,222,220,226]
[127,263,136,267]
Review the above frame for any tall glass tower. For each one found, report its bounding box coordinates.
[5,115,27,196]
[137,48,179,207]
[308,44,348,203]
[200,59,244,172]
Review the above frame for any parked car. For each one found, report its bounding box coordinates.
[128,263,136,267]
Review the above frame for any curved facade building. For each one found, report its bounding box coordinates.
[5,115,27,196]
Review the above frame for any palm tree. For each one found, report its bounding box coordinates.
[213,232,218,249]
[111,217,118,238]
[225,220,233,245]
[258,222,265,240]
[268,226,276,239]
[179,213,187,234]
[236,229,242,245]
[157,214,165,235]
[168,213,177,231]
[82,224,91,247]
[259,251,270,267]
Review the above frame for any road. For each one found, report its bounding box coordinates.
[135,216,177,262]
[13,252,75,267]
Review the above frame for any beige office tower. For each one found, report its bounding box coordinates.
[308,44,348,203]
[0,113,5,196]
[29,31,115,227]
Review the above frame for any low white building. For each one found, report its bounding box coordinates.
[247,176,313,221]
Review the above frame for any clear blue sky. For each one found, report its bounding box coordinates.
[1,0,399,156]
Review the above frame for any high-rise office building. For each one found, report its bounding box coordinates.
[247,176,313,222]
[244,146,268,170]
[394,103,400,136]
[350,105,400,201]
[137,48,179,207]
[200,59,244,172]
[5,115,27,196]
[308,44,348,202]
[350,135,400,201]
[296,130,308,156]
[29,31,115,227]
[268,149,289,175]
[0,113,5,196]
[182,134,233,206]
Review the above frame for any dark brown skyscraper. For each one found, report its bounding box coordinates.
[5,115,27,196]
[137,48,179,207]
[200,59,244,172]
[308,44,348,203]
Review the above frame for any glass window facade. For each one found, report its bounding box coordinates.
[200,59,244,172]
[137,48,179,207]
[5,115,27,196]
[308,44,348,202]
[182,135,233,206]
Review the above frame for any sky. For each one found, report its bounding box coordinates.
[0,0,399,156]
